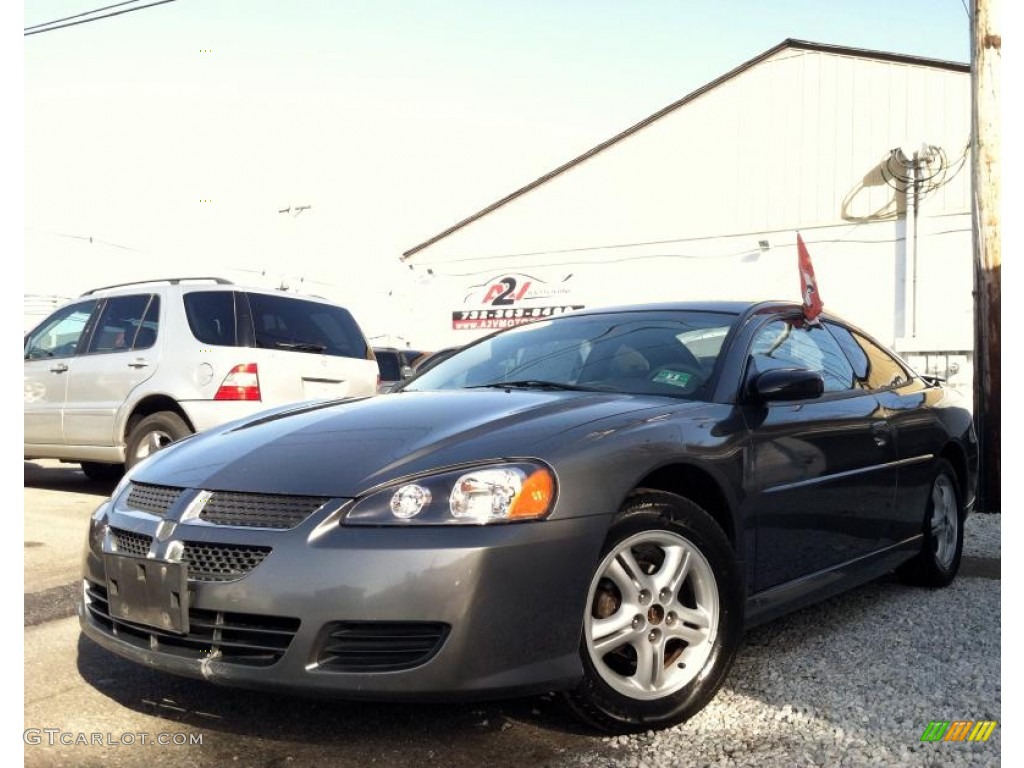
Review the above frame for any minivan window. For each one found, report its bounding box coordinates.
[86,294,155,354]
[184,291,238,346]
[247,293,368,359]
[24,300,97,360]
[134,297,160,349]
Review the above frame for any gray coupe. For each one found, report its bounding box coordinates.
[80,301,977,732]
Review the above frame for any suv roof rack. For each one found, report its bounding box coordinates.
[80,277,234,296]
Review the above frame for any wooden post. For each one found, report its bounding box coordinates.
[972,0,1000,511]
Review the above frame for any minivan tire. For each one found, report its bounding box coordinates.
[125,411,192,469]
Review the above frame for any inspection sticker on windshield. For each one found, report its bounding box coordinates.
[653,370,694,388]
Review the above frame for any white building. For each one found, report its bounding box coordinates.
[401,39,973,396]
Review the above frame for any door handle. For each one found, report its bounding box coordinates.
[127,359,149,369]
[871,420,890,447]
[49,363,69,373]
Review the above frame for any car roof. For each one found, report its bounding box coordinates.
[568,300,797,317]
[78,278,342,306]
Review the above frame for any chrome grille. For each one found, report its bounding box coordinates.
[181,542,272,582]
[199,491,329,529]
[125,483,183,516]
[110,527,152,558]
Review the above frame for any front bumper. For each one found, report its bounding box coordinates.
[79,496,611,701]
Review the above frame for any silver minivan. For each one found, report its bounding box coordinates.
[24,277,379,479]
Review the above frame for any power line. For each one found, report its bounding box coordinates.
[24,0,178,36]
[24,0,146,32]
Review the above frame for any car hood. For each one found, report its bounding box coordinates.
[131,390,679,496]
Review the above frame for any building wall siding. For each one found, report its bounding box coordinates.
[407,46,972,394]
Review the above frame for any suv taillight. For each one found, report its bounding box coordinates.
[215,363,261,401]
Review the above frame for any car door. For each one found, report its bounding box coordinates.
[740,315,898,591]
[63,294,161,448]
[826,322,940,544]
[24,300,98,448]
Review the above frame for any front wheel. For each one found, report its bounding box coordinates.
[125,411,192,470]
[565,491,744,733]
[897,458,964,587]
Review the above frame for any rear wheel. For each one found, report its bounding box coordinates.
[565,491,743,733]
[898,458,964,587]
[125,411,192,469]
[80,461,124,482]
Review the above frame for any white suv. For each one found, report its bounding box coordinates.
[24,277,379,480]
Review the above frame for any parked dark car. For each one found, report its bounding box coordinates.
[80,301,976,733]
[409,345,461,375]
[373,347,426,393]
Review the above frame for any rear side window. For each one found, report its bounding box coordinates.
[828,323,911,391]
[85,294,156,354]
[184,291,238,346]
[134,298,160,350]
[247,293,369,359]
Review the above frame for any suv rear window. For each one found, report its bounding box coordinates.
[247,293,369,359]
[184,290,369,358]
[184,291,238,346]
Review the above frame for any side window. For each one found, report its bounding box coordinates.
[856,332,911,390]
[184,291,238,346]
[24,300,98,360]
[133,296,160,350]
[826,323,910,390]
[85,295,154,354]
[824,323,869,381]
[748,318,857,394]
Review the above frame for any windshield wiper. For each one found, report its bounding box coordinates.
[468,380,593,391]
[271,341,326,352]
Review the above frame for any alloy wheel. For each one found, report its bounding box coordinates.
[584,529,720,700]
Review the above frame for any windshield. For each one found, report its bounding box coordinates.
[405,311,737,399]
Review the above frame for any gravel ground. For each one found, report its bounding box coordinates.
[568,513,1001,768]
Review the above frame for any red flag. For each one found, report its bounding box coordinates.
[797,233,823,323]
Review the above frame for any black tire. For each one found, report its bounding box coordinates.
[125,411,192,470]
[80,461,125,482]
[564,490,744,733]
[897,458,964,588]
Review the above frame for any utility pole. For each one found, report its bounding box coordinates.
[971,0,1000,511]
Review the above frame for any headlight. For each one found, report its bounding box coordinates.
[88,501,110,557]
[345,462,556,526]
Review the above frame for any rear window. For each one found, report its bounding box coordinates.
[247,293,369,359]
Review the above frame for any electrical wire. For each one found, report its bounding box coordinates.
[425,228,971,279]
[880,142,970,207]
[24,0,146,31]
[24,0,178,36]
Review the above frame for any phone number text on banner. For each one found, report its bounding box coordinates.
[452,305,585,330]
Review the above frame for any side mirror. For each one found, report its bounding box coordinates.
[400,364,415,380]
[750,368,825,402]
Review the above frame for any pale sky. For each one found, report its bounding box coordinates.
[21,0,973,342]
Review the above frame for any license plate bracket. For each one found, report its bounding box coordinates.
[104,554,189,634]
